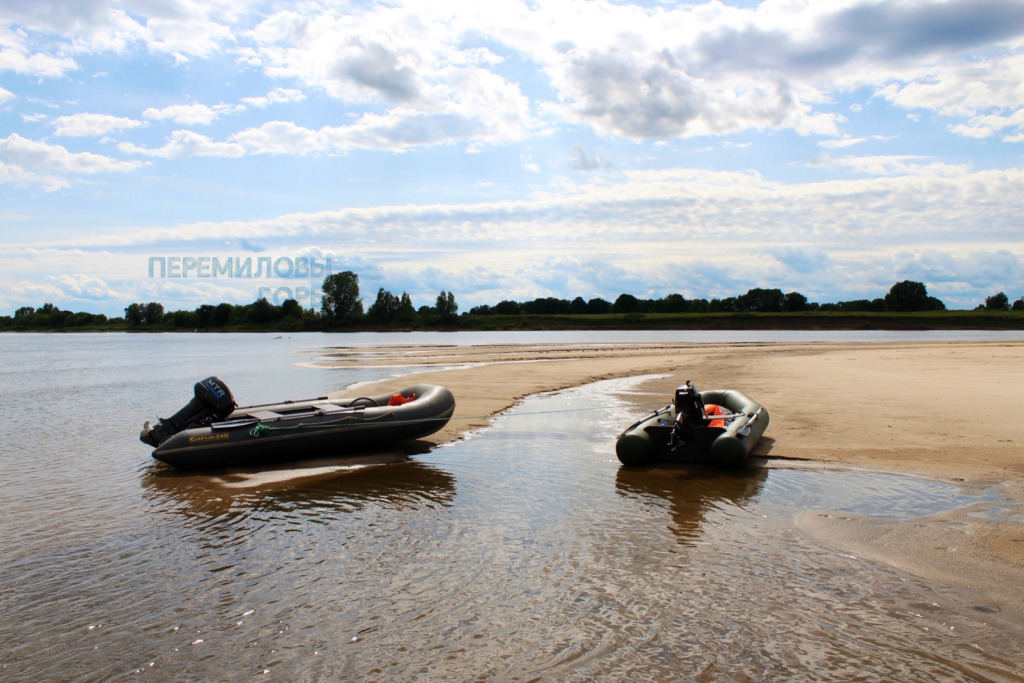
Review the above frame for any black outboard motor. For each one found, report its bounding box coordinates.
[673,380,708,426]
[140,376,236,447]
[669,380,707,452]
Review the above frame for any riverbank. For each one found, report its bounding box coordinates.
[5,309,1024,332]
[325,341,1024,613]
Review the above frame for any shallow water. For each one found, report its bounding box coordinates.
[2,333,1022,680]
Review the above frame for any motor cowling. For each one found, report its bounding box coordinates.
[673,380,708,426]
[669,380,709,453]
[140,376,236,447]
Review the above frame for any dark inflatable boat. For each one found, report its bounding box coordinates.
[140,377,456,469]
[616,380,768,468]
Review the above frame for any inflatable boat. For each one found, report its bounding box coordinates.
[140,377,456,470]
[616,381,768,468]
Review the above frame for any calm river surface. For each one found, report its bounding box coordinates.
[2,331,1023,681]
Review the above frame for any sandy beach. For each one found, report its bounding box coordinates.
[323,340,1024,614]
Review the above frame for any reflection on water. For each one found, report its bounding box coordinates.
[615,464,769,543]
[142,458,458,520]
[2,335,1023,681]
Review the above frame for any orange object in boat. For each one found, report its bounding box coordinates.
[387,392,416,406]
[705,403,726,428]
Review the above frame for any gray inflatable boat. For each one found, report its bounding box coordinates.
[140,377,455,469]
[616,380,768,468]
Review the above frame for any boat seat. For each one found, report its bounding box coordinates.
[312,403,349,414]
[246,410,284,421]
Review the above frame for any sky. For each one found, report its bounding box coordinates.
[1,0,1023,316]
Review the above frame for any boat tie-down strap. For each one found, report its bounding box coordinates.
[247,410,425,437]
[249,412,392,437]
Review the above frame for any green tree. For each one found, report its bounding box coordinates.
[125,303,144,326]
[613,293,640,313]
[321,271,363,324]
[737,288,785,313]
[247,297,273,324]
[883,281,944,312]
[783,291,809,312]
[281,298,303,318]
[143,302,164,325]
[708,297,737,313]
[523,297,571,315]
[195,304,215,327]
[436,290,458,322]
[659,293,688,313]
[367,288,400,322]
[984,292,1010,311]
[1013,297,1024,311]
[396,293,415,323]
[213,302,233,327]
[493,299,521,315]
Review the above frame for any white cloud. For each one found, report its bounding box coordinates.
[230,121,319,155]
[6,0,1024,149]
[546,47,840,140]
[809,154,969,177]
[40,162,1024,261]
[140,15,235,60]
[229,91,530,155]
[142,103,243,125]
[875,52,1024,117]
[0,133,145,190]
[771,246,833,275]
[2,279,63,307]
[0,0,244,61]
[239,87,306,108]
[0,25,78,77]
[890,249,1024,290]
[819,136,867,149]
[52,112,145,136]
[246,6,535,149]
[950,107,1024,141]
[4,160,1023,312]
[46,273,117,300]
[119,130,245,158]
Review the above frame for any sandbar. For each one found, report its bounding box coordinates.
[326,341,1024,613]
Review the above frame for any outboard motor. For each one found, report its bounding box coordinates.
[673,380,708,427]
[140,376,236,447]
[669,380,707,452]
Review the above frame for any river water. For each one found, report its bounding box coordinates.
[2,332,1023,681]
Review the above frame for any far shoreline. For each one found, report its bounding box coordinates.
[4,309,1024,333]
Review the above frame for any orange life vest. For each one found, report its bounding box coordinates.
[705,403,726,428]
[387,392,416,406]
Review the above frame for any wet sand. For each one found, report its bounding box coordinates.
[325,341,1024,613]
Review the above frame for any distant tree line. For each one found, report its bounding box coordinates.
[3,277,1022,332]
[3,302,110,329]
[467,281,956,316]
[976,291,1024,311]
[123,297,318,329]
[321,271,458,326]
